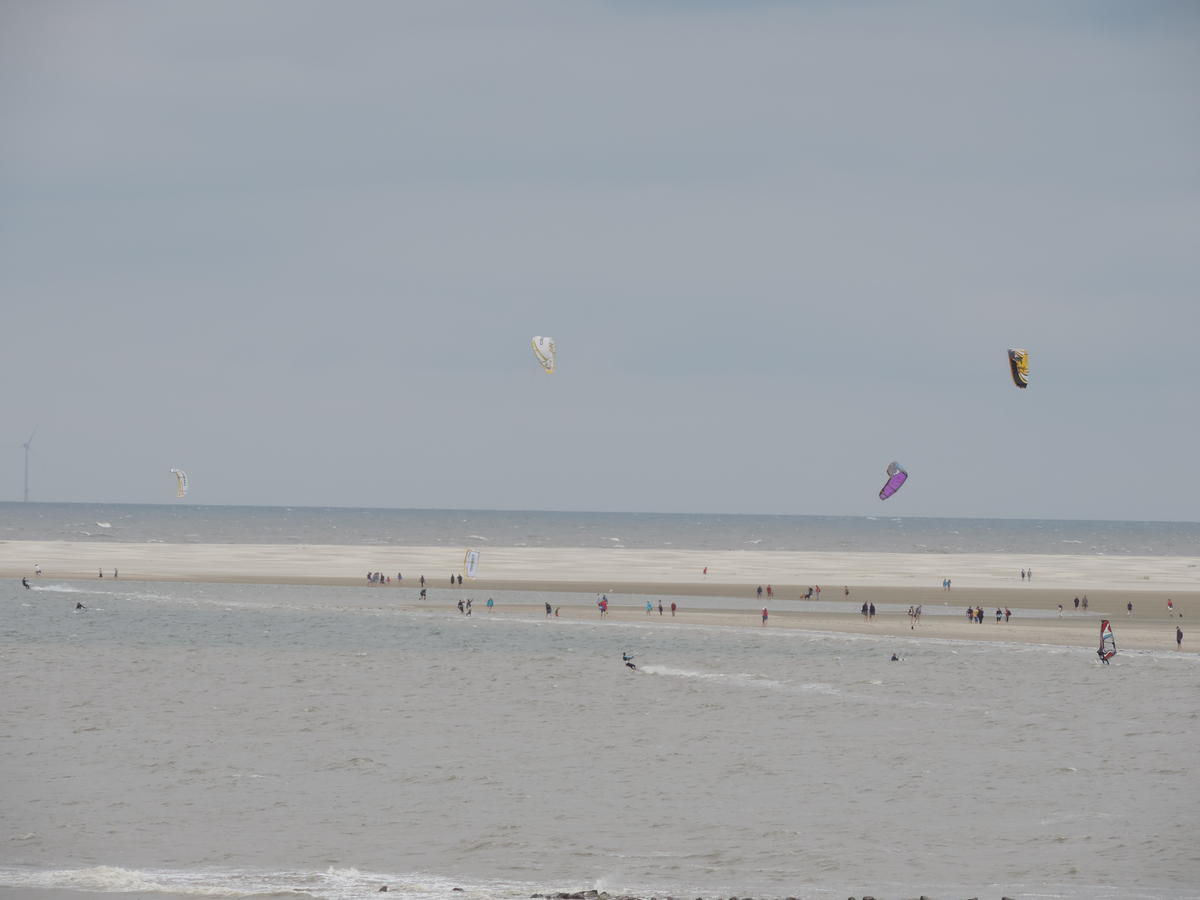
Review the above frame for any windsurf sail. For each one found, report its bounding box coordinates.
[1098,619,1117,663]
[1008,349,1030,389]
[464,549,479,579]
[531,336,556,374]
[171,468,189,499]
[878,461,908,500]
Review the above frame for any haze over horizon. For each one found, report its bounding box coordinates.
[4,2,1198,522]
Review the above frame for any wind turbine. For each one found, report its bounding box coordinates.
[21,428,35,502]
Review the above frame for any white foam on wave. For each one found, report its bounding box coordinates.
[468,534,489,541]
[30,583,89,594]
[25,583,175,603]
[638,664,782,689]
[0,864,539,899]
[95,521,112,528]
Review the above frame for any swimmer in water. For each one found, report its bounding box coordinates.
[622,652,637,670]
[890,653,900,661]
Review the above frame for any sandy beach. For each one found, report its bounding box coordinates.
[3,539,1198,590]
[3,539,1193,654]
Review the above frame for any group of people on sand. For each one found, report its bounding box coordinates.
[642,599,677,616]
[455,597,495,615]
[965,605,1011,623]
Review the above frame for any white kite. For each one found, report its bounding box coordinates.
[531,336,556,374]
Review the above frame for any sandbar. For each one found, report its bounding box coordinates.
[2,539,1193,653]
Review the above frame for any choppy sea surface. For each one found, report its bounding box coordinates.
[3,578,1198,900]
[3,502,1199,556]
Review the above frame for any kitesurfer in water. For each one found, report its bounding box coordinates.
[623,652,637,670]
[890,653,900,661]
[21,577,30,589]
[75,602,86,610]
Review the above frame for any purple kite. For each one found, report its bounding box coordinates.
[879,461,908,500]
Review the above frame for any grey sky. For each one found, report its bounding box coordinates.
[3,1,1198,519]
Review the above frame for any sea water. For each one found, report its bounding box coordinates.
[2,502,1198,556]
[2,579,1198,899]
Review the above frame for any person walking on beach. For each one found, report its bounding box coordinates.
[1074,597,1080,610]
[420,575,425,587]
[1004,607,1011,622]
[1177,626,1183,648]
[35,563,42,576]
[1127,601,1133,616]
[658,600,664,616]
[546,602,552,617]
[756,585,763,599]
[766,585,773,599]
[486,597,494,612]
[844,586,850,599]
[868,602,876,620]
[1058,604,1063,617]
[457,599,464,614]
[670,601,676,616]
[761,607,768,625]
[646,600,653,615]
[862,601,869,619]
[1082,595,1088,610]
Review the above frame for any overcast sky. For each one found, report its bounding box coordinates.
[3,1,1198,520]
